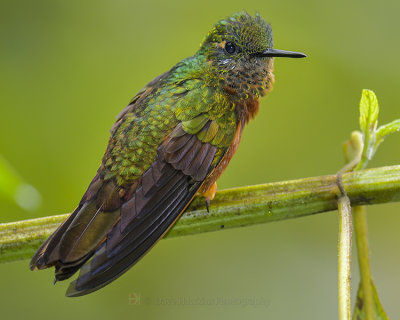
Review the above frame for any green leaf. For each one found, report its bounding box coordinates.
[0,155,41,211]
[352,280,390,320]
[359,89,379,135]
[355,90,380,169]
[0,155,21,200]
[375,119,400,149]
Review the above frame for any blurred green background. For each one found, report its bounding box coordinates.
[1,0,400,319]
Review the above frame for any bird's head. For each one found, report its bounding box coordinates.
[198,12,306,99]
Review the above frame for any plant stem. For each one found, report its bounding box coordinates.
[1,165,400,264]
[353,206,374,319]
[338,195,352,320]
[347,128,376,319]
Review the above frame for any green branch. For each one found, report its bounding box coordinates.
[353,206,374,319]
[338,195,352,320]
[1,165,400,264]
[347,89,394,319]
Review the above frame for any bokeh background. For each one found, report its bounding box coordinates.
[1,0,400,319]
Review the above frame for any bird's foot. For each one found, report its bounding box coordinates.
[200,182,217,213]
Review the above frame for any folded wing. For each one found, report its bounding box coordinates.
[31,122,221,297]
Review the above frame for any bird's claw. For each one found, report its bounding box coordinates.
[205,198,211,213]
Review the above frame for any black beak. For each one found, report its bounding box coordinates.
[258,48,306,58]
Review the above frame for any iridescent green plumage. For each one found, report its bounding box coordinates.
[102,54,237,185]
[30,11,305,297]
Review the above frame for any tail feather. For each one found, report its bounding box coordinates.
[30,177,121,282]
[66,172,198,297]
[30,204,83,270]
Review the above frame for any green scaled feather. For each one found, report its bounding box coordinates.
[182,114,209,134]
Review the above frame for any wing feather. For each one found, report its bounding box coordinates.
[65,129,220,296]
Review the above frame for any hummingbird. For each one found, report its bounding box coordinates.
[30,11,306,297]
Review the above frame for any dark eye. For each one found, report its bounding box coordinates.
[225,42,236,54]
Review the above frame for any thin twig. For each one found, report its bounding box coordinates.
[338,195,352,320]
[353,206,374,319]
